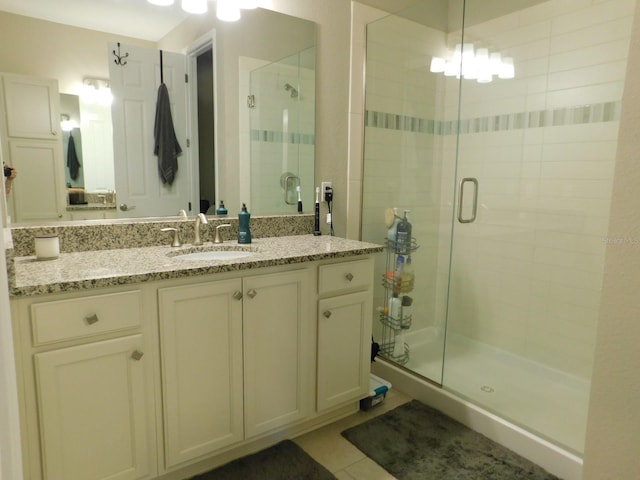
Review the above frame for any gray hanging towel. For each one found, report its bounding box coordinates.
[154,83,182,185]
[67,133,81,180]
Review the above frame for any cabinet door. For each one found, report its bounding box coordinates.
[243,269,313,438]
[159,279,244,468]
[9,139,65,222]
[35,335,151,480]
[2,74,60,139]
[317,291,373,411]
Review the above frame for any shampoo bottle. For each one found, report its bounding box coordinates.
[238,203,252,244]
[395,210,412,254]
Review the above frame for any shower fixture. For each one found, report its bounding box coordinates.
[284,83,299,98]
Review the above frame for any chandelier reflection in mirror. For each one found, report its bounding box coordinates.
[430,43,515,83]
[147,0,258,21]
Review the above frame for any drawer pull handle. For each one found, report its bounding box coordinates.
[345,273,354,282]
[233,291,243,301]
[323,310,332,318]
[247,289,257,299]
[131,350,144,361]
[84,314,99,325]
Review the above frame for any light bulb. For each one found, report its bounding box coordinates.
[217,0,241,21]
[148,0,174,5]
[489,52,502,75]
[430,57,446,73]
[498,57,515,79]
[181,0,207,14]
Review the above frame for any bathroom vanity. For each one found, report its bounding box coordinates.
[7,221,382,480]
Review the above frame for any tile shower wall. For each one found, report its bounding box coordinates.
[249,48,316,215]
[362,0,634,379]
[362,15,449,352]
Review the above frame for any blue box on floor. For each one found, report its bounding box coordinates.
[360,373,392,410]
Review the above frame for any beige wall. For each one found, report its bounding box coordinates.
[0,11,153,94]
[583,0,640,477]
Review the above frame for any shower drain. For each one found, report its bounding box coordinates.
[480,385,495,393]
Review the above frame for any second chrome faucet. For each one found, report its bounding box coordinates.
[193,213,208,246]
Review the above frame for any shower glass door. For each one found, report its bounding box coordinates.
[361,0,635,456]
[248,47,316,214]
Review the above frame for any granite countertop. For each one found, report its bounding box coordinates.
[66,203,117,211]
[9,235,383,297]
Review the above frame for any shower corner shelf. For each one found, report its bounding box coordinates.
[378,237,418,366]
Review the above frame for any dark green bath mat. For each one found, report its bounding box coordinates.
[342,400,562,480]
[190,439,336,480]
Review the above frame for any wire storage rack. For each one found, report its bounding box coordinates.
[378,237,418,365]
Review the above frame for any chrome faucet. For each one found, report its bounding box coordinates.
[214,224,232,244]
[160,227,182,247]
[193,213,208,245]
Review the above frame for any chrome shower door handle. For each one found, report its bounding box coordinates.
[457,177,478,224]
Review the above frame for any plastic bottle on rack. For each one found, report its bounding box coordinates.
[402,255,414,292]
[401,295,413,329]
[395,210,412,254]
[393,255,405,294]
[389,293,402,322]
[386,207,400,246]
[393,330,405,357]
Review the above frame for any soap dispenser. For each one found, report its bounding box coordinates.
[216,200,228,216]
[238,203,252,244]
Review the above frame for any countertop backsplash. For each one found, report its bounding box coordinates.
[8,214,316,257]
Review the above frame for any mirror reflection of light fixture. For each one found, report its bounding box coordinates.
[60,114,74,132]
[216,0,241,21]
[430,43,515,83]
[181,0,207,14]
[147,0,257,21]
[82,78,113,106]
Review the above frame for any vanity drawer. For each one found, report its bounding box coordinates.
[318,258,373,296]
[30,290,142,346]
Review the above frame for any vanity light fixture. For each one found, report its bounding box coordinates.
[430,43,515,83]
[146,0,258,21]
[182,0,208,14]
[82,78,113,106]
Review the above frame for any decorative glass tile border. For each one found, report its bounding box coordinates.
[251,129,315,145]
[365,101,621,135]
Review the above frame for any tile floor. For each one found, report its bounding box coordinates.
[294,389,412,480]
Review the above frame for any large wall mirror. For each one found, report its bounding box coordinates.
[0,5,316,224]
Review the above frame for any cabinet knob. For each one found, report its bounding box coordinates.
[131,350,144,361]
[323,310,332,318]
[233,291,243,300]
[345,273,354,282]
[84,314,99,325]
[247,289,257,299]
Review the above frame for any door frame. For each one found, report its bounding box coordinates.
[186,30,219,212]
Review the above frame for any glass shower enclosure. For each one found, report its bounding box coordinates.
[361,0,635,455]
[247,47,316,214]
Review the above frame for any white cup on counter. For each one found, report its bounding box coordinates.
[34,234,60,260]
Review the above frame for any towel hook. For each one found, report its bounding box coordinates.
[160,50,164,84]
[113,42,129,66]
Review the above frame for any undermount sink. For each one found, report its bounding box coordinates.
[168,245,258,262]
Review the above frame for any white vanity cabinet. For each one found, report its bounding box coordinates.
[316,258,374,411]
[11,288,157,480]
[158,278,244,468]
[11,251,376,480]
[158,268,313,470]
